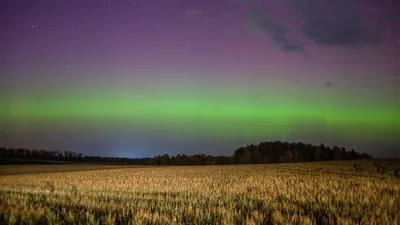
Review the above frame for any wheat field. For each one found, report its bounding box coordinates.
[0,161,399,224]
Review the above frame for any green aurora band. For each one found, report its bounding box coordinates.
[1,82,399,144]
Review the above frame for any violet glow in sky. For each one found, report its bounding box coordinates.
[1,0,400,157]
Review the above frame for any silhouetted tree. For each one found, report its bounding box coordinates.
[1,141,372,166]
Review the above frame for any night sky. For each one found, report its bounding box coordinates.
[1,0,399,158]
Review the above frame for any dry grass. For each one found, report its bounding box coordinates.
[0,164,145,176]
[0,161,399,224]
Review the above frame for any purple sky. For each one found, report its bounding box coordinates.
[2,0,399,75]
[1,0,400,157]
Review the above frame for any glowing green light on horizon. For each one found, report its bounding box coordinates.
[1,85,399,142]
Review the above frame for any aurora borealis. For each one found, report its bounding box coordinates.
[1,0,400,157]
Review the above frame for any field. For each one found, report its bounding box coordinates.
[1,161,399,224]
[0,164,145,176]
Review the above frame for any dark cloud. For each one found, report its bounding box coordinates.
[362,0,387,7]
[247,8,305,54]
[276,37,304,52]
[362,0,400,8]
[243,0,399,52]
[300,18,380,48]
[324,81,334,87]
[377,1,400,24]
[295,0,382,48]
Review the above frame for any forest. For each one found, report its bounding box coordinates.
[1,141,371,165]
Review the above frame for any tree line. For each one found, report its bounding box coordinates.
[1,141,371,165]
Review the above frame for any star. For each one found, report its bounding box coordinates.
[31,25,35,28]
[68,65,71,69]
